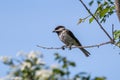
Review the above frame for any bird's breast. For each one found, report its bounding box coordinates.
[59,31,78,46]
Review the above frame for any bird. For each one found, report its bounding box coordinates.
[53,26,90,57]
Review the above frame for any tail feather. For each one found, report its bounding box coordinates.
[79,48,90,57]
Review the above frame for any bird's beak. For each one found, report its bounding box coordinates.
[52,30,56,33]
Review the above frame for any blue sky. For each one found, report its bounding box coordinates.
[0,0,120,80]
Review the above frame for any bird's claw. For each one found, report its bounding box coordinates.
[61,45,66,50]
[68,46,72,50]
[61,45,72,50]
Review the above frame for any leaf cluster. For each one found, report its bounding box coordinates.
[78,0,115,24]
[0,51,106,80]
[114,30,120,47]
[89,0,115,23]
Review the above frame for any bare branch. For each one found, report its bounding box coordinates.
[37,45,62,50]
[37,41,112,50]
[79,0,113,41]
[112,24,115,43]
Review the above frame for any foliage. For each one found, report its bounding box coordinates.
[0,0,120,80]
[114,30,120,47]
[78,0,115,24]
[89,0,115,23]
[0,51,106,80]
[78,0,120,48]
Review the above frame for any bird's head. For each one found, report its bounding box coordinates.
[53,26,65,33]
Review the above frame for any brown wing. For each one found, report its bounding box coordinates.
[66,29,82,46]
[66,29,90,57]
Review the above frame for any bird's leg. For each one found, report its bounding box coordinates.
[68,44,73,50]
[68,46,72,50]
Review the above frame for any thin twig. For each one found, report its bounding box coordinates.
[37,45,62,50]
[79,0,113,41]
[112,24,115,43]
[37,41,112,50]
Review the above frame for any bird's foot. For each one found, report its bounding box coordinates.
[68,46,72,50]
[61,45,66,50]
[61,45,72,50]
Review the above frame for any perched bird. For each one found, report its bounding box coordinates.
[53,26,90,57]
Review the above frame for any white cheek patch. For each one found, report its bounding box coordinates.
[57,28,65,31]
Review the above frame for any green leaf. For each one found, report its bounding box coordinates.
[94,77,106,80]
[116,41,120,48]
[100,8,109,18]
[114,30,120,40]
[62,63,67,68]
[53,68,65,76]
[114,30,120,35]
[89,0,94,6]
[69,62,76,67]
[62,57,67,63]
[89,17,94,23]
[54,53,60,60]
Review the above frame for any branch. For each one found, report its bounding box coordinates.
[37,41,112,50]
[112,24,115,43]
[79,0,113,42]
